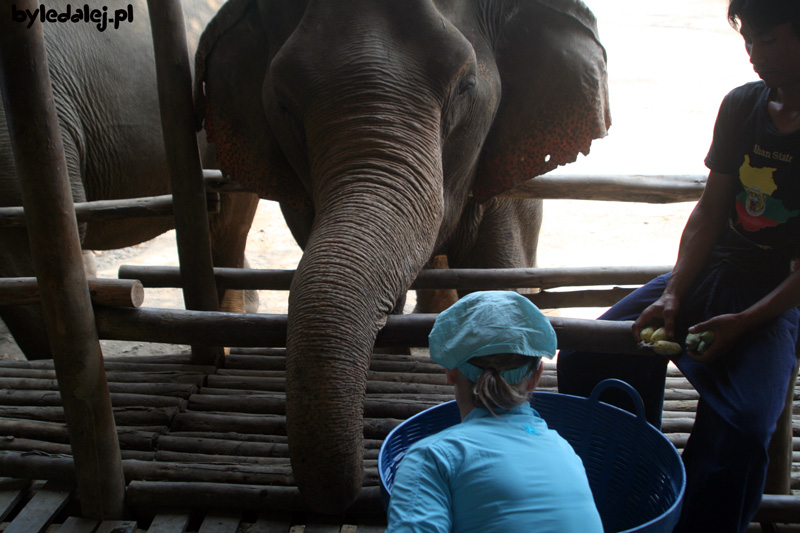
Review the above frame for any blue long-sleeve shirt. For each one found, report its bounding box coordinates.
[386,404,603,532]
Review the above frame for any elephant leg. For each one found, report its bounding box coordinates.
[209,191,260,314]
[447,197,543,298]
[0,226,53,359]
[0,126,87,360]
[413,255,458,314]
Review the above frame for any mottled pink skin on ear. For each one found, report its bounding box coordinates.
[205,102,312,214]
[473,93,608,203]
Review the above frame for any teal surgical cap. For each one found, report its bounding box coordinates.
[428,291,557,385]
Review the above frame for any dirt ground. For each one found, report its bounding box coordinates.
[0,0,758,360]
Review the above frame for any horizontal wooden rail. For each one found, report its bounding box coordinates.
[754,495,800,523]
[118,265,670,291]
[410,266,670,291]
[501,174,706,203]
[0,278,144,308]
[93,307,644,354]
[0,193,220,229]
[203,170,708,204]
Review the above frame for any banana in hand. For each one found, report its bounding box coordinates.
[639,326,682,356]
[651,340,682,356]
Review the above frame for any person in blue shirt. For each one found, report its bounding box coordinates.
[386,291,603,533]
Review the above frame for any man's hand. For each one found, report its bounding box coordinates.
[633,293,681,342]
[686,314,744,364]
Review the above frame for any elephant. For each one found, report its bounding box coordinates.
[0,0,261,359]
[194,0,610,512]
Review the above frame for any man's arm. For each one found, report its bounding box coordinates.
[633,170,737,340]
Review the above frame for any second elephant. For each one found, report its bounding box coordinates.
[0,0,260,359]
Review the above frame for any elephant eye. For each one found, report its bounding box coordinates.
[458,75,477,96]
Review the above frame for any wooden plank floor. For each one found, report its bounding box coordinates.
[0,349,797,531]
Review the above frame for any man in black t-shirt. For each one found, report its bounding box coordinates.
[558,1,800,531]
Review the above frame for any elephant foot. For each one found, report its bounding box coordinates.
[244,288,260,314]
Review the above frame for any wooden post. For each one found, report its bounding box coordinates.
[147,0,223,366]
[0,1,125,518]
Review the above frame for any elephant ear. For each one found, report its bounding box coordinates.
[194,0,311,213]
[472,0,610,203]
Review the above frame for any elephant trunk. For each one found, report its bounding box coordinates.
[285,105,443,512]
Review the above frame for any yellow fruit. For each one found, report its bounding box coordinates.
[649,327,669,344]
[640,326,655,343]
[651,340,682,356]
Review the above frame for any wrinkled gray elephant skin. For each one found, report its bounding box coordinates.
[195,0,610,512]
[0,0,260,359]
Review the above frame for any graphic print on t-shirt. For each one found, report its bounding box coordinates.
[736,155,800,232]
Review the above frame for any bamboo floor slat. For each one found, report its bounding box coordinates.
[0,349,798,531]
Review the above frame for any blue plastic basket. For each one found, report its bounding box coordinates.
[379,379,685,533]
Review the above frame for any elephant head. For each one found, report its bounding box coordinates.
[195,0,609,512]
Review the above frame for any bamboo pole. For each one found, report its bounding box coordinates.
[0,451,383,489]
[0,357,213,375]
[169,431,289,444]
[202,169,706,204]
[147,0,222,366]
[0,389,185,409]
[0,418,162,451]
[0,2,124,518]
[186,393,440,420]
[0,193,220,228]
[0,405,179,427]
[0,352,193,369]
[155,435,290,458]
[170,411,404,441]
[125,481,383,514]
[0,373,203,393]
[93,307,644,354]
[501,174,706,203]
[0,278,144,308]
[119,264,669,291]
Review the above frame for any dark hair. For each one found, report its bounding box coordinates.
[468,353,541,414]
[728,0,800,35]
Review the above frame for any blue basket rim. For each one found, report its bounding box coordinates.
[378,399,460,490]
